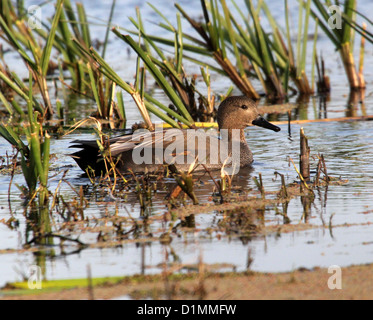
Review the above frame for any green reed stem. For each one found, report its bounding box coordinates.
[102,0,116,58]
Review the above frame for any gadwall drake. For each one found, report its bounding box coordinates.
[71,96,280,175]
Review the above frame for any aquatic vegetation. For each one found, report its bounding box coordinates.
[0,73,50,203]
[0,0,126,122]
[0,0,369,125]
[133,0,318,100]
[0,1,363,220]
[300,127,310,180]
[253,173,265,199]
[134,0,260,100]
[311,0,365,89]
[57,0,126,122]
[0,0,371,300]
[0,0,64,118]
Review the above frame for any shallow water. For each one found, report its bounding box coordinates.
[1,120,373,286]
[0,0,373,288]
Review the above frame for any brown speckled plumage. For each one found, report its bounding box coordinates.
[71,96,280,174]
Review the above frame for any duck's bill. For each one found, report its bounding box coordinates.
[251,116,281,132]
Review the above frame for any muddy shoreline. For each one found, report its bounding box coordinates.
[2,263,372,300]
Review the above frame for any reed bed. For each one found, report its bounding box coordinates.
[311,0,367,90]
[0,0,370,125]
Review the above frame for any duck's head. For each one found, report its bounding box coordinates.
[217,96,281,132]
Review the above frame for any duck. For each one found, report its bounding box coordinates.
[70,96,281,175]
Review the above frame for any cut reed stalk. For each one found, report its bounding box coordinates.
[253,173,265,199]
[300,127,310,181]
[274,171,288,199]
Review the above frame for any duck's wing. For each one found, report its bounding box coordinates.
[69,133,138,172]
[127,128,221,166]
[70,128,223,173]
[108,129,187,156]
[109,130,155,156]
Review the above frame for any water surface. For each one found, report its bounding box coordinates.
[0,0,373,287]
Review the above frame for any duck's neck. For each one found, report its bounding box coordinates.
[220,128,253,167]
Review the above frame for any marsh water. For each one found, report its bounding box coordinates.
[0,0,373,288]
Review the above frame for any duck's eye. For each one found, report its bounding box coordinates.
[241,105,248,110]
